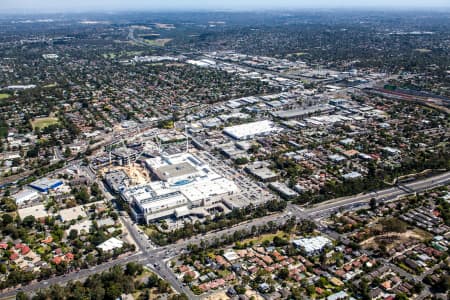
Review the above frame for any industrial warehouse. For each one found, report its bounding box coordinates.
[223,120,282,140]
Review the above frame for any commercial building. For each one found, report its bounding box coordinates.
[97,237,124,252]
[18,204,48,220]
[29,178,63,193]
[329,98,347,106]
[292,236,332,255]
[342,171,363,180]
[5,85,36,90]
[104,170,130,193]
[124,186,189,222]
[245,162,279,182]
[271,105,335,120]
[339,138,355,146]
[12,189,40,206]
[327,291,352,300]
[382,147,401,156]
[124,153,240,223]
[223,120,282,140]
[269,182,298,199]
[329,154,346,163]
[42,54,59,59]
[58,206,87,222]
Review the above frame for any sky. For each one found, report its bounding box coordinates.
[2,0,450,13]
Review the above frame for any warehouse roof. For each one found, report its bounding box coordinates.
[223,120,281,140]
[271,105,334,119]
[97,237,124,252]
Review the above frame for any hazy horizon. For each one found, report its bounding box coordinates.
[2,0,450,14]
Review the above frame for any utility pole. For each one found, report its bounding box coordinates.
[185,125,189,153]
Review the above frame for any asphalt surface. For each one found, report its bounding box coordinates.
[1,171,449,299]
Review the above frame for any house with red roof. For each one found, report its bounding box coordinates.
[41,236,53,244]
[65,253,74,261]
[262,255,273,265]
[179,265,190,273]
[10,251,19,261]
[15,243,25,250]
[21,245,31,255]
[315,287,324,295]
[52,256,63,265]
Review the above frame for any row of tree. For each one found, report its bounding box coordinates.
[149,200,287,245]
[16,263,186,300]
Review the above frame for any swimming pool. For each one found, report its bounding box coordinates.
[172,179,193,186]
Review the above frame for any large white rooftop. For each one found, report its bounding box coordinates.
[293,236,331,254]
[12,189,40,205]
[97,237,124,252]
[223,120,282,140]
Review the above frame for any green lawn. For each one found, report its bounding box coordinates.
[240,230,289,245]
[31,117,59,130]
[144,38,172,47]
[0,93,10,100]
[43,83,58,88]
[102,53,117,59]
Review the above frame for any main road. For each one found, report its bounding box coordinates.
[1,171,449,299]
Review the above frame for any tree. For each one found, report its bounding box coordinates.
[395,293,409,300]
[75,187,90,204]
[234,157,249,165]
[68,229,78,240]
[234,284,246,295]
[273,236,288,247]
[381,218,407,233]
[22,215,36,228]
[169,294,189,300]
[2,214,13,226]
[90,182,102,199]
[157,280,171,293]
[63,147,72,158]
[370,198,377,211]
[91,286,106,300]
[125,262,143,276]
[183,273,194,283]
[110,212,118,221]
[16,292,29,300]
[1,197,17,212]
[277,268,289,280]
[105,283,122,299]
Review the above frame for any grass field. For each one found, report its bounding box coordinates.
[140,225,159,237]
[360,220,432,251]
[31,117,59,130]
[144,38,172,47]
[102,53,117,59]
[0,93,10,100]
[240,230,289,245]
[43,83,58,88]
